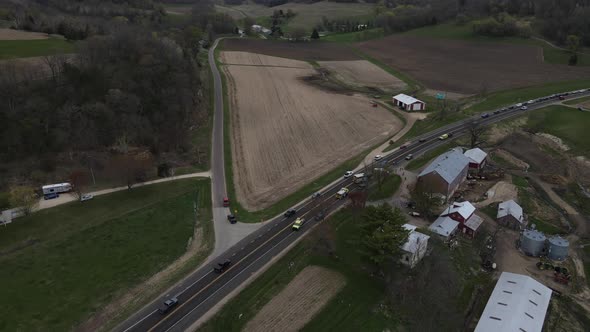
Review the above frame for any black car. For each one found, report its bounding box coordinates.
[214,260,231,273]
[493,110,500,114]
[418,138,427,142]
[481,113,490,118]
[227,214,237,224]
[315,211,325,221]
[284,209,297,218]
[158,298,179,314]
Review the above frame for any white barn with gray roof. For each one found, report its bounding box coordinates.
[497,200,526,230]
[417,148,470,200]
[475,272,552,332]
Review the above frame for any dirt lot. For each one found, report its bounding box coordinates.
[501,132,568,176]
[318,60,407,92]
[243,265,346,332]
[223,52,402,209]
[0,28,49,40]
[222,39,361,61]
[357,35,590,94]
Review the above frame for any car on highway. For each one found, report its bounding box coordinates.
[558,95,565,100]
[80,194,93,202]
[227,214,237,224]
[439,133,448,140]
[493,110,500,115]
[311,192,322,199]
[315,211,325,221]
[405,154,413,160]
[526,100,534,105]
[158,298,179,315]
[284,209,297,218]
[500,107,507,112]
[399,144,408,149]
[213,260,231,273]
[335,187,349,199]
[419,138,427,142]
[374,154,383,161]
[520,106,528,110]
[292,217,306,231]
[481,113,490,118]
[223,197,230,207]
[515,103,523,107]
[343,171,353,178]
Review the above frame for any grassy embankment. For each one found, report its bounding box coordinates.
[367,174,402,201]
[0,38,75,59]
[200,207,492,331]
[0,179,213,332]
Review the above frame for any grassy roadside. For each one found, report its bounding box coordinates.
[0,179,213,332]
[367,174,401,201]
[564,95,590,105]
[199,208,395,332]
[405,141,455,171]
[0,38,75,59]
[527,105,590,156]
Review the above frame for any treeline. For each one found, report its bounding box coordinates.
[8,0,166,40]
[0,30,204,160]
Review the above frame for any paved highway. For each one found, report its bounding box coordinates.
[115,42,590,332]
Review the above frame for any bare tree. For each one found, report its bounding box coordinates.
[468,120,487,148]
[69,170,90,200]
[43,54,67,83]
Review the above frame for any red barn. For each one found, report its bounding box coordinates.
[392,94,426,111]
[440,201,482,238]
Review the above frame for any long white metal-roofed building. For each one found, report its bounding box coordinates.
[392,93,426,111]
[475,272,552,332]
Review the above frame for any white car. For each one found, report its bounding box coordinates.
[526,100,534,104]
[344,171,353,178]
[80,194,94,202]
[515,103,523,107]
[374,155,383,161]
[520,106,528,110]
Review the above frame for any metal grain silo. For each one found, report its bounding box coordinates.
[520,229,546,257]
[547,236,569,261]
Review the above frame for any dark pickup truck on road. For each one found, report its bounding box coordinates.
[213,260,231,273]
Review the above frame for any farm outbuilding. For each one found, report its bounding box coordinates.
[464,148,487,171]
[440,201,482,238]
[392,93,425,111]
[400,224,430,268]
[475,272,552,332]
[429,216,459,239]
[496,200,525,230]
[417,148,470,200]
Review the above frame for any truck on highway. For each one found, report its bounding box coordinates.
[292,217,306,231]
[335,187,349,199]
[353,173,365,184]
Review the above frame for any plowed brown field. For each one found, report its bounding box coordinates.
[318,60,407,92]
[221,38,360,61]
[0,28,49,40]
[357,35,590,94]
[223,52,402,210]
[243,266,346,332]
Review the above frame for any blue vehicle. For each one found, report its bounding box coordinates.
[44,193,59,200]
[481,113,490,118]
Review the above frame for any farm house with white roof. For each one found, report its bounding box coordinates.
[497,200,526,230]
[400,224,430,268]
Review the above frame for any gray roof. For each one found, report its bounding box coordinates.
[429,216,459,237]
[464,148,487,164]
[497,200,524,223]
[475,272,552,332]
[441,201,476,219]
[465,214,484,231]
[419,148,470,185]
[401,224,430,254]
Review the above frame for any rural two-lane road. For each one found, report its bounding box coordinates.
[115,38,590,332]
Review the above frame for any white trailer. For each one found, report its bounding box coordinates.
[42,183,72,195]
[353,173,365,184]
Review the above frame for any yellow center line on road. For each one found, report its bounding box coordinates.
[148,192,341,332]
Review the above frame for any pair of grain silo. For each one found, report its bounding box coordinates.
[519,229,569,260]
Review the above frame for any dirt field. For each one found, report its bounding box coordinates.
[221,39,361,61]
[501,132,567,176]
[474,180,518,207]
[357,35,590,94]
[0,28,49,40]
[220,51,309,68]
[318,60,407,92]
[223,52,402,209]
[243,265,346,332]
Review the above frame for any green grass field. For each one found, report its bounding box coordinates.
[512,175,529,188]
[527,105,590,156]
[367,174,401,201]
[0,179,211,331]
[0,38,75,59]
[564,95,590,105]
[405,142,455,171]
[323,28,384,42]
